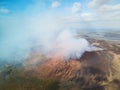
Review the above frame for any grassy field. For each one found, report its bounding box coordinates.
[0,65,60,90]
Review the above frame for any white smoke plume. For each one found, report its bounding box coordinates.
[0,13,103,63]
[48,30,103,60]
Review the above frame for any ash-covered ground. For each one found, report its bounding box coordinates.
[0,31,120,90]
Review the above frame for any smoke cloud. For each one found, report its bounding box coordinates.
[0,14,63,62]
[48,30,103,60]
[0,13,103,63]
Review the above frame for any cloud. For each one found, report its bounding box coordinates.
[0,7,10,14]
[51,1,61,8]
[72,2,82,13]
[62,9,120,30]
[87,0,120,27]
[88,0,113,8]
[98,4,120,13]
[89,3,120,21]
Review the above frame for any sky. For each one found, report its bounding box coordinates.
[0,0,120,61]
[0,0,120,29]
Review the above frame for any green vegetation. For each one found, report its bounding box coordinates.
[0,65,60,90]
